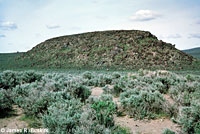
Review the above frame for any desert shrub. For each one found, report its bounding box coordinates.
[120,89,167,119]
[0,70,20,89]
[82,71,94,80]
[155,77,174,93]
[63,77,82,88]
[13,81,72,116]
[162,128,175,134]
[139,76,154,84]
[74,107,112,134]
[138,69,145,76]
[169,82,200,106]
[90,94,117,127]
[0,71,43,90]
[98,74,113,86]
[179,103,200,134]
[21,91,57,116]
[42,99,83,134]
[103,84,125,97]
[111,126,131,134]
[71,85,91,102]
[113,84,124,97]
[112,72,121,79]
[127,79,148,89]
[75,104,129,134]
[149,81,166,93]
[0,89,13,111]
[102,85,112,94]
[86,78,99,86]
[104,76,112,85]
[186,74,196,82]
[21,71,43,83]
[12,84,33,107]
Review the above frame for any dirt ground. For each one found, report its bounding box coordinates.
[0,106,28,134]
[114,116,181,134]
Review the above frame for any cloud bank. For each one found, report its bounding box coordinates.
[46,24,60,29]
[188,33,200,39]
[159,34,182,39]
[0,34,6,38]
[0,21,17,30]
[130,10,161,21]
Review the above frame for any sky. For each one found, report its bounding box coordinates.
[0,0,200,53]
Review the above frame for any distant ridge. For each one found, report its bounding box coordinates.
[15,30,198,70]
[183,47,200,59]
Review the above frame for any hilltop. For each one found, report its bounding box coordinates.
[183,47,200,59]
[12,30,200,70]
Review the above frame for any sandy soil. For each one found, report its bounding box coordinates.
[163,94,175,105]
[91,87,104,96]
[0,106,28,134]
[114,116,181,134]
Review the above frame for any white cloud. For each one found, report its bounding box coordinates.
[159,34,182,39]
[130,10,161,21]
[0,34,6,38]
[46,24,60,29]
[0,21,17,30]
[188,33,200,39]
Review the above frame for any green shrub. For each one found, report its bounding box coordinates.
[0,70,20,89]
[186,74,195,82]
[13,84,33,106]
[0,89,13,112]
[0,71,43,90]
[13,82,72,116]
[120,89,167,119]
[21,71,43,83]
[86,78,99,86]
[179,103,200,134]
[91,95,117,127]
[162,128,175,134]
[155,77,174,93]
[42,99,83,134]
[169,82,200,106]
[97,74,113,87]
[112,72,121,79]
[72,85,91,102]
[82,71,94,79]
[74,107,112,134]
[113,84,124,97]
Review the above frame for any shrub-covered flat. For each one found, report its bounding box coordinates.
[0,69,200,134]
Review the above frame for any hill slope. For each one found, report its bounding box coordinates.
[0,53,24,70]
[183,47,200,59]
[17,30,198,70]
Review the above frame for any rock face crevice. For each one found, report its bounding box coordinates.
[18,30,194,70]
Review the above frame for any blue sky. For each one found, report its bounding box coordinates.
[0,0,200,53]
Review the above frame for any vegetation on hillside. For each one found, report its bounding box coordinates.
[0,53,23,70]
[15,30,199,70]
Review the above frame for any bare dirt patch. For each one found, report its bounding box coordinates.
[115,116,181,134]
[0,106,28,134]
[91,87,104,97]
[163,94,175,105]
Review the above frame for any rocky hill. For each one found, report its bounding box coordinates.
[17,30,197,70]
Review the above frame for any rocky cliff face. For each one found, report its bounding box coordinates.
[18,30,195,70]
